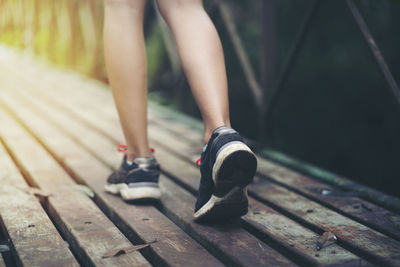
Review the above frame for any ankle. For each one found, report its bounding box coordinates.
[203,122,231,145]
[126,149,152,162]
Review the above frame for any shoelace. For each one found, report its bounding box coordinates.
[196,157,201,167]
[117,144,155,154]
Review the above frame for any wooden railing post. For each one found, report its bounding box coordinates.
[88,0,105,79]
[47,0,58,62]
[214,0,264,112]
[260,0,276,101]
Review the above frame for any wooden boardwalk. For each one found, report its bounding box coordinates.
[0,47,400,266]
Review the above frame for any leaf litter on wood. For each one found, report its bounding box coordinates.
[102,240,157,259]
[316,232,337,251]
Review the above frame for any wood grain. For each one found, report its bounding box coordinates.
[0,88,224,267]
[8,85,297,266]
[0,107,150,267]
[0,143,78,267]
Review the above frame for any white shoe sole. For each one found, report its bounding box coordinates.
[194,186,248,222]
[212,142,254,185]
[121,187,161,201]
[105,183,161,201]
[195,142,257,222]
[104,183,128,194]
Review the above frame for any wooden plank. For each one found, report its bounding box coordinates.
[7,63,400,265]
[146,124,400,266]
[146,110,400,241]
[0,90,227,267]
[160,177,364,266]
[249,179,400,265]
[0,140,79,266]
[158,177,295,266]
[4,66,371,266]
[0,108,150,267]
[1,78,294,266]
[3,52,400,264]
[153,147,367,266]
[124,85,400,242]
[147,107,400,243]
[255,159,400,241]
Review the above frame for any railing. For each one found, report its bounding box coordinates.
[0,0,105,79]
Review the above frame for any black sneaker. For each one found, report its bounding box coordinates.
[194,126,257,222]
[105,154,161,201]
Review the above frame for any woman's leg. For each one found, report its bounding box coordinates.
[156,0,257,222]
[156,0,231,144]
[103,0,150,161]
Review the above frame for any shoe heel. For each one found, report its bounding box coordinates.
[213,148,257,198]
[194,187,249,222]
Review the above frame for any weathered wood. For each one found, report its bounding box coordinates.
[132,95,400,237]
[0,107,150,267]
[0,90,225,267]
[2,81,294,266]
[5,61,372,266]
[256,159,400,241]
[0,143,78,267]
[146,124,400,266]
[153,147,368,266]
[158,177,294,266]
[2,50,400,265]
[148,114,400,242]
[248,179,400,266]
[148,91,400,221]
[136,107,400,243]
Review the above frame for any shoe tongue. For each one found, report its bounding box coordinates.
[213,126,235,135]
[123,157,137,170]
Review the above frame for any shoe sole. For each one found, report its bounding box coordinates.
[104,183,128,194]
[194,186,248,222]
[194,143,257,222]
[105,183,161,201]
[121,187,161,201]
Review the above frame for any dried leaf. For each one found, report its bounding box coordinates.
[73,184,94,198]
[22,187,51,198]
[317,232,337,250]
[102,240,157,259]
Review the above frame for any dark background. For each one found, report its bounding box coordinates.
[150,0,400,198]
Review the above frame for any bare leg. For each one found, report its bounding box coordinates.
[157,0,231,144]
[103,0,150,161]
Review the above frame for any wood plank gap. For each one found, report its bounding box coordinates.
[0,226,16,267]
[151,149,370,266]
[1,54,398,266]
[1,83,296,266]
[255,170,400,242]
[10,73,399,266]
[0,89,227,267]
[132,123,400,266]
[0,106,150,267]
[7,76,371,266]
[0,140,79,266]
